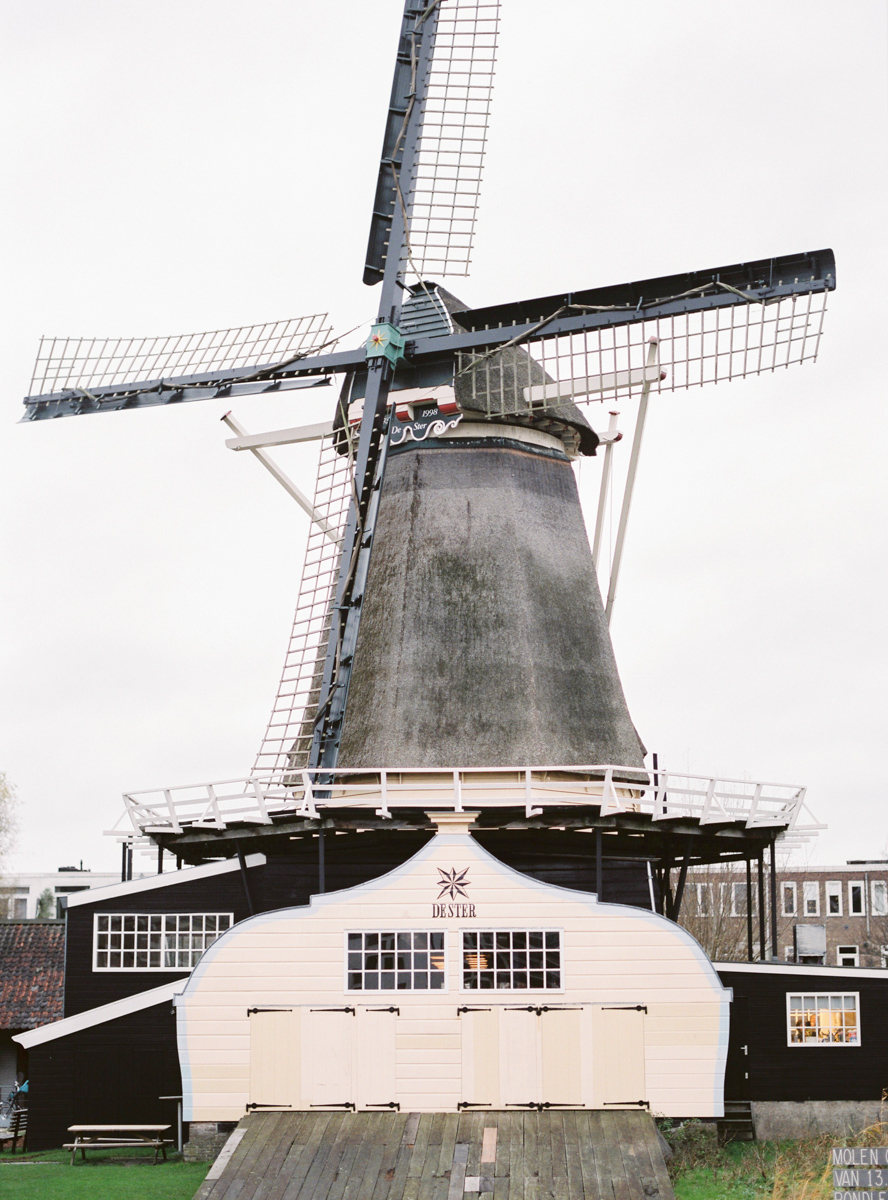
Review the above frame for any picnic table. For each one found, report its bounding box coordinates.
[64,1124,172,1165]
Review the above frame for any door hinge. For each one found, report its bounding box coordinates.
[310,1006,356,1014]
[601,1005,648,1013]
[458,1101,492,1110]
[366,1006,400,1014]
[310,1102,356,1110]
[247,1007,293,1015]
[366,1102,400,1110]
[458,1006,491,1014]
[603,1100,650,1109]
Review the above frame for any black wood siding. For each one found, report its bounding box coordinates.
[26,1002,180,1151]
[717,968,888,1101]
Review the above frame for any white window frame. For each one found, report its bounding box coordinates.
[344,929,448,994]
[803,881,820,916]
[92,912,233,971]
[837,945,860,967]
[826,881,843,917]
[731,882,755,918]
[459,927,564,993]
[872,881,888,917]
[847,881,865,916]
[694,883,711,916]
[786,992,861,1047]
[782,882,797,916]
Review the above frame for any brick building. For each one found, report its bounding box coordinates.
[681,860,888,968]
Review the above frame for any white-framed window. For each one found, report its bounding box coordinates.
[872,881,888,916]
[731,882,756,917]
[787,993,860,1045]
[803,881,820,916]
[345,930,446,991]
[782,882,797,916]
[826,881,842,916]
[784,945,795,961]
[881,946,888,969]
[462,929,562,991]
[848,882,865,916]
[694,883,711,916]
[837,945,859,967]
[93,912,232,970]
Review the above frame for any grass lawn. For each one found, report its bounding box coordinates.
[0,1148,209,1199]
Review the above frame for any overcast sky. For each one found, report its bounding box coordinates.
[1,1,886,874]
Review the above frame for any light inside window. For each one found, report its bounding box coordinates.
[788,993,859,1045]
[94,913,232,970]
[346,931,445,991]
[462,930,561,990]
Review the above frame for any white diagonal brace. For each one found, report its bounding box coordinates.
[225,420,334,451]
[221,412,340,544]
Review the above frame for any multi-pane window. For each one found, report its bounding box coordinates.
[462,930,561,990]
[94,913,232,970]
[788,993,859,1045]
[346,931,445,991]
[731,883,755,917]
[803,881,820,916]
[848,882,865,916]
[837,945,859,967]
[694,884,711,916]
[872,882,888,916]
[826,881,842,916]
[782,883,797,916]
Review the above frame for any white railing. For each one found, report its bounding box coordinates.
[107,765,823,846]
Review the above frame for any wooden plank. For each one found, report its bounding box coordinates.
[612,1114,645,1200]
[560,1111,587,1200]
[324,1111,374,1200]
[340,1112,386,1200]
[585,1112,613,1200]
[305,1111,362,1200]
[239,1112,296,1198]
[228,1113,288,1199]
[634,1115,674,1200]
[402,1113,437,1200]
[508,1111,525,1200]
[437,1112,460,1179]
[369,1112,410,1200]
[523,1112,539,1200]
[385,1115,418,1200]
[535,1111,553,1200]
[447,1141,470,1200]
[463,1110,485,1177]
[403,1114,420,1148]
[287,1111,350,1200]
[265,1111,334,1200]
[353,1112,396,1200]
[549,1110,568,1190]
[252,1113,313,1200]
[492,1113,511,1200]
[600,1112,631,1200]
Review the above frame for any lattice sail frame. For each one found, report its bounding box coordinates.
[404,0,500,278]
[456,291,828,417]
[29,314,334,396]
[252,434,354,782]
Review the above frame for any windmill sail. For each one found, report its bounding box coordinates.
[252,430,355,782]
[363,0,500,285]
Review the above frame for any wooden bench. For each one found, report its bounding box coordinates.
[64,1124,173,1165]
[0,1108,27,1154]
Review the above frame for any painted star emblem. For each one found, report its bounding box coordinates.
[437,867,471,901]
[370,332,386,348]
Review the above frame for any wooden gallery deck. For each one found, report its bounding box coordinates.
[194,1110,674,1200]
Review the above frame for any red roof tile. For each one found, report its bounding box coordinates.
[0,921,65,1029]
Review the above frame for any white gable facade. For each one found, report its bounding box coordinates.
[177,815,729,1120]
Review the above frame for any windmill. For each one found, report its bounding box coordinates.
[23,1,830,918]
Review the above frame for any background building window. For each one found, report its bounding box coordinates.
[94,912,232,970]
[784,945,795,961]
[346,931,445,991]
[872,881,888,916]
[788,993,859,1045]
[731,883,756,917]
[826,881,842,916]
[837,945,859,967]
[803,881,820,916]
[848,882,865,916]
[782,883,797,916]
[694,884,711,916]
[463,930,561,990]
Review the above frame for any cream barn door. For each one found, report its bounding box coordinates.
[460,1007,500,1107]
[500,1007,540,1105]
[355,1006,397,1110]
[596,1005,646,1108]
[540,1007,583,1105]
[249,1009,300,1109]
[303,1007,355,1108]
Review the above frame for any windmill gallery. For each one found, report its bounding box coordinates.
[13,0,882,1189]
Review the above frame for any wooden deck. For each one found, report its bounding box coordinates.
[193,1110,674,1200]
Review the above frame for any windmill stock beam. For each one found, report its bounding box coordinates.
[20,248,835,422]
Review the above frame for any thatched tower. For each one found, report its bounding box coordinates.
[335,284,645,771]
